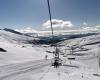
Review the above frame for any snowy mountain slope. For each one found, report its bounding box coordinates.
[58,33,100,69]
[59,33,100,46]
[1,29,100,80]
[3,28,22,35]
[0,41,50,65]
[0,30,53,80]
[0,30,37,44]
[0,29,53,66]
[58,33,100,53]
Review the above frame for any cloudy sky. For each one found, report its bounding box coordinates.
[0,0,100,30]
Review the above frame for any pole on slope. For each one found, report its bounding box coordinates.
[46,0,62,68]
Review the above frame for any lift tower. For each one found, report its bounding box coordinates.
[47,0,62,68]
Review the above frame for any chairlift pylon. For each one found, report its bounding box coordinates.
[47,0,62,68]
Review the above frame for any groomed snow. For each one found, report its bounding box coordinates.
[1,29,100,80]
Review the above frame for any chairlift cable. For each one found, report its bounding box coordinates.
[47,0,54,42]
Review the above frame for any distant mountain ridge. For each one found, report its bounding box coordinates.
[0,29,35,44]
[4,28,22,35]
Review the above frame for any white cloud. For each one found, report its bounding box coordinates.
[82,27,91,30]
[81,23,100,31]
[42,19,74,30]
[82,26,98,30]
[15,27,38,33]
[96,25,100,28]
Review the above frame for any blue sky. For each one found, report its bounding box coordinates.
[0,0,100,30]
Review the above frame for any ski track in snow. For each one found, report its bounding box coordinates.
[0,58,100,80]
[0,59,51,80]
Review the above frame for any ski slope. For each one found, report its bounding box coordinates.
[1,29,100,80]
[0,30,52,65]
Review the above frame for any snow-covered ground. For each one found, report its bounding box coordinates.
[1,29,100,80]
[0,30,53,65]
